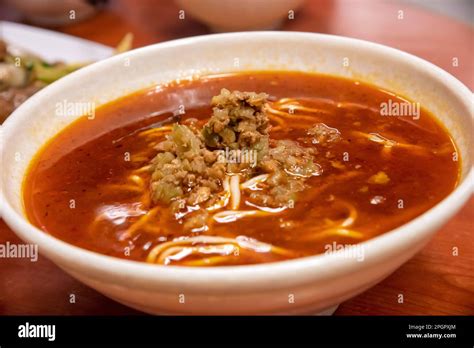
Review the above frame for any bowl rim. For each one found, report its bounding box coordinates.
[1,31,473,287]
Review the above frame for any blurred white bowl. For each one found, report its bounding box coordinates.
[1,32,472,315]
[175,0,305,31]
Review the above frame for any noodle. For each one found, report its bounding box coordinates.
[302,226,363,241]
[133,165,152,174]
[129,174,145,187]
[98,174,149,206]
[146,235,295,265]
[240,174,269,190]
[352,130,429,154]
[337,200,358,227]
[138,125,173,137]
[245,201,288,213]
[301,199,362,241]
[206,176,231,211]
[99,184,143,193]
[122,206,160,239]
[230,175,241,210]
[212,210,268,223]
[336,101,380,114]
[158,244,236,265]
[274,97,338,107]
[319,227,364,239]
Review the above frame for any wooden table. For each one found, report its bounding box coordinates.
[1,0,472,315]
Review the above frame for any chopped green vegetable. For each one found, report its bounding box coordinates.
[172,124,201,156]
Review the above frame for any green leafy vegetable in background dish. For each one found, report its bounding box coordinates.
[0,33,134,123]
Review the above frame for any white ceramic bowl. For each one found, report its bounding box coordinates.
[175,0,305,32]
[1,32,472,315]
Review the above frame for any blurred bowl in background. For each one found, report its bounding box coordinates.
[175,0,305,32]
[4,0,99,27]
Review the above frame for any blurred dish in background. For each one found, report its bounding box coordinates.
[0,21,131,123]
[175,0,305,32]
[3,0,105,26]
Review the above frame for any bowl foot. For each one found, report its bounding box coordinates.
[314,304,339,316]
